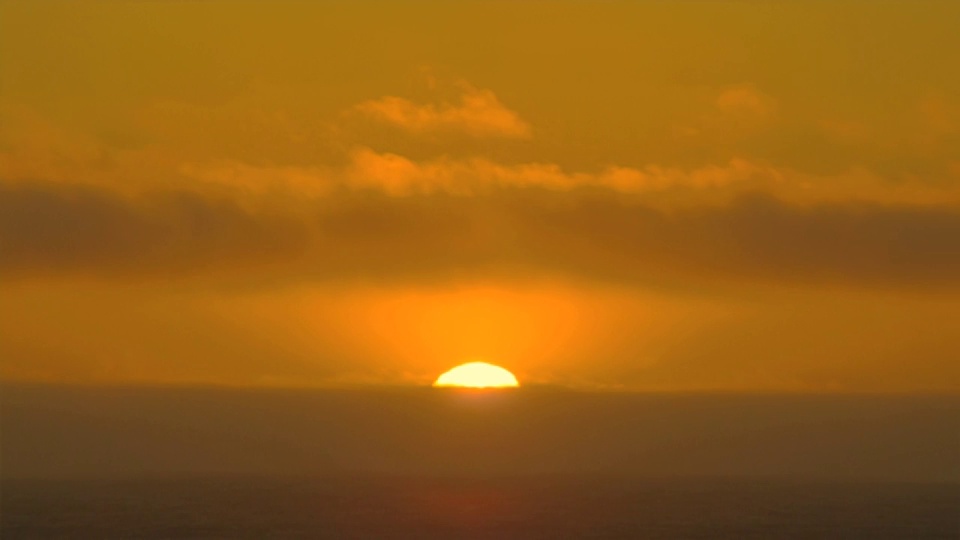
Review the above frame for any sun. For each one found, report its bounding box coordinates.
[433,362,520,389]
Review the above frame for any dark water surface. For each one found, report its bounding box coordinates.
[2,477,957,539]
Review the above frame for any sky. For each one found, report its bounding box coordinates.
[1,1,959,392]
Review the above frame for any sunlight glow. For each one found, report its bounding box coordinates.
[433,362,520,389]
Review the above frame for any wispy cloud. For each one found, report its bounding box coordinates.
[716,83,778,122]
[343,147,764,196]
[355,83,532,139]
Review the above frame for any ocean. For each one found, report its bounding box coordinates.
[2,476,957,539]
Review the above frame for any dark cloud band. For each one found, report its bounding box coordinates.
[3,183,959,289]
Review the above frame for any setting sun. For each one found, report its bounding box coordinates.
[433,362,520,389]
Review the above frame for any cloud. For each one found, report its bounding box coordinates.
[344,147,768,196]
[7,100,958,208]
[716,84,778,122]
[3,182,960,290]
[174,149,769,200]
[180,161,333,198]
[672,84,779,144]
[0,184,308,278]
[342,148,960,205]
[355,84,532,139]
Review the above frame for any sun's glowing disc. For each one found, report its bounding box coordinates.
[433,362,520,388]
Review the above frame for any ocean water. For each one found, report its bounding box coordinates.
[2,477,957,539]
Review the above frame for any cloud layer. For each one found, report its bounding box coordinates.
[3,182,959,290]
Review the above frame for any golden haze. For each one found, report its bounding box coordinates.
[1,1,959,392]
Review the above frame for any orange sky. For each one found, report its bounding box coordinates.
[1,1,959,392]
